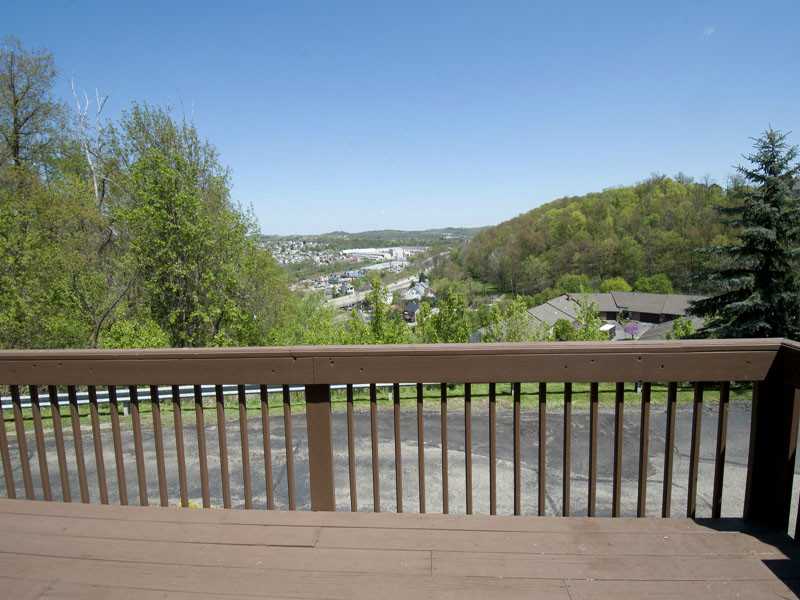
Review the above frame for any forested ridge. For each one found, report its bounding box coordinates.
[462,176,734,295]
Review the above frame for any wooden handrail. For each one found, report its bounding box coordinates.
[0,338,786,384]
[0,339,798,533]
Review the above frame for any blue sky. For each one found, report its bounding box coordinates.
[6,1,799,234]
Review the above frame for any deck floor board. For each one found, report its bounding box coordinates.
[0,499,797,599]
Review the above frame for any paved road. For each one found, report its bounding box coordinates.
[3,403,799,533]
[327,277,415,309]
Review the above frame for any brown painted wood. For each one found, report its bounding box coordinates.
[369,383,380,512]
[636,382,651,517]
[28,386,51,501]
[464,382,472,515]
[441,383,448,515]
[393,383,403,513]
[662,381,677,518]
[416,383,425,514]
[306,384,335,511]
[107,386,127,505]
[712,381,730,519]
[68,385,90,504]
[562,382,571,517]
[0,499,796,600]
[489,382,497,516]
[129,385,147,506]
[513,381,521,516]
[172,385,189,508]
[0,391,15,499]
[48,385,70,502]
[194,384,210,508]
[87,385,108,505]
[687,382,703,518]
[588,382,598,517]
[346,384,357,512]
[0,339,781,385]
[237,384,252,509]
[150,386,168,508]
[10,386,34,499]
[283,385,296,510]
[612,382,624,517]
[260,385,274,510]
[215,384,231,509]
[538,382,546,516]
[744,372,800,531]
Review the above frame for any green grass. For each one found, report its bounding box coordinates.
[2,381,752,433]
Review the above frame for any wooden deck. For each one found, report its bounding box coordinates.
[0,500,798,599]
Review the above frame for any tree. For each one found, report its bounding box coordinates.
[482,296,543,342]
[600,277,632,292]
[0,37,61,169]
[556,273,592,293]
[416,291,473,343]
[691,129,800,338]
[667,316,694,339]
[634,273,674,294]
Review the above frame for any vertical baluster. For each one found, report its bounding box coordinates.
[88,386,108,504]
[441,383,449,514]
[612,382,624,517]
[393,383,403,513]
[10,386,34,499]
[29,386,51,501]
[216,385,231,509]
[513,382,521,516]
[637,382,651,517]
[489,382,497,516]
[662,382,677,518]
[538,382,546,516]
[346,384,357,512]
[260,385,274,510]
[238,384,252,509]
[150,385,168,507]
[712,381,730,519]
[172,385,189,508]
[416,383,425,514]
[0,390,16,499]
[687,382,704,518]
[370,383,380,512]
[129,385,147,506]
[588,382,598,516]
[69,386,90,504]
[108,386,127,505]
[562,382,572,516]
[283,385,296,510]
[194,385,210,508]
[465,383,473,515]
[48,386,70,502]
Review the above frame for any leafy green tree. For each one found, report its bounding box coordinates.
[599,277,632,292]
[0,37,62,168]
[556,273,593,293]
[482,296,544,342]
[691,129,800,338]
[101,319,170,349]
[667,316,695,340]
[634,273,674,294]
[416,291,472,343]
[270,293,343,345]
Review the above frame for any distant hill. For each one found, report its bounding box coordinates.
[262,227,483,247]
[462,176,733,295]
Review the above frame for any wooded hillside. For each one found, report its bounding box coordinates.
[462,176,733,295]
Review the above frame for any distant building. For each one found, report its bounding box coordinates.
[527,292,705,341]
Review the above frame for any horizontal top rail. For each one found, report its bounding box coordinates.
[0,338,790,385]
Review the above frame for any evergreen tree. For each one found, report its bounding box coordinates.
[690,129,800,338]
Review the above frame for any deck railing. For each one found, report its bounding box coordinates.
[0,339,798,533]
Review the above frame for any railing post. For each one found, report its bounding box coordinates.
[306,384,335,511]
[743,354,800,531]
